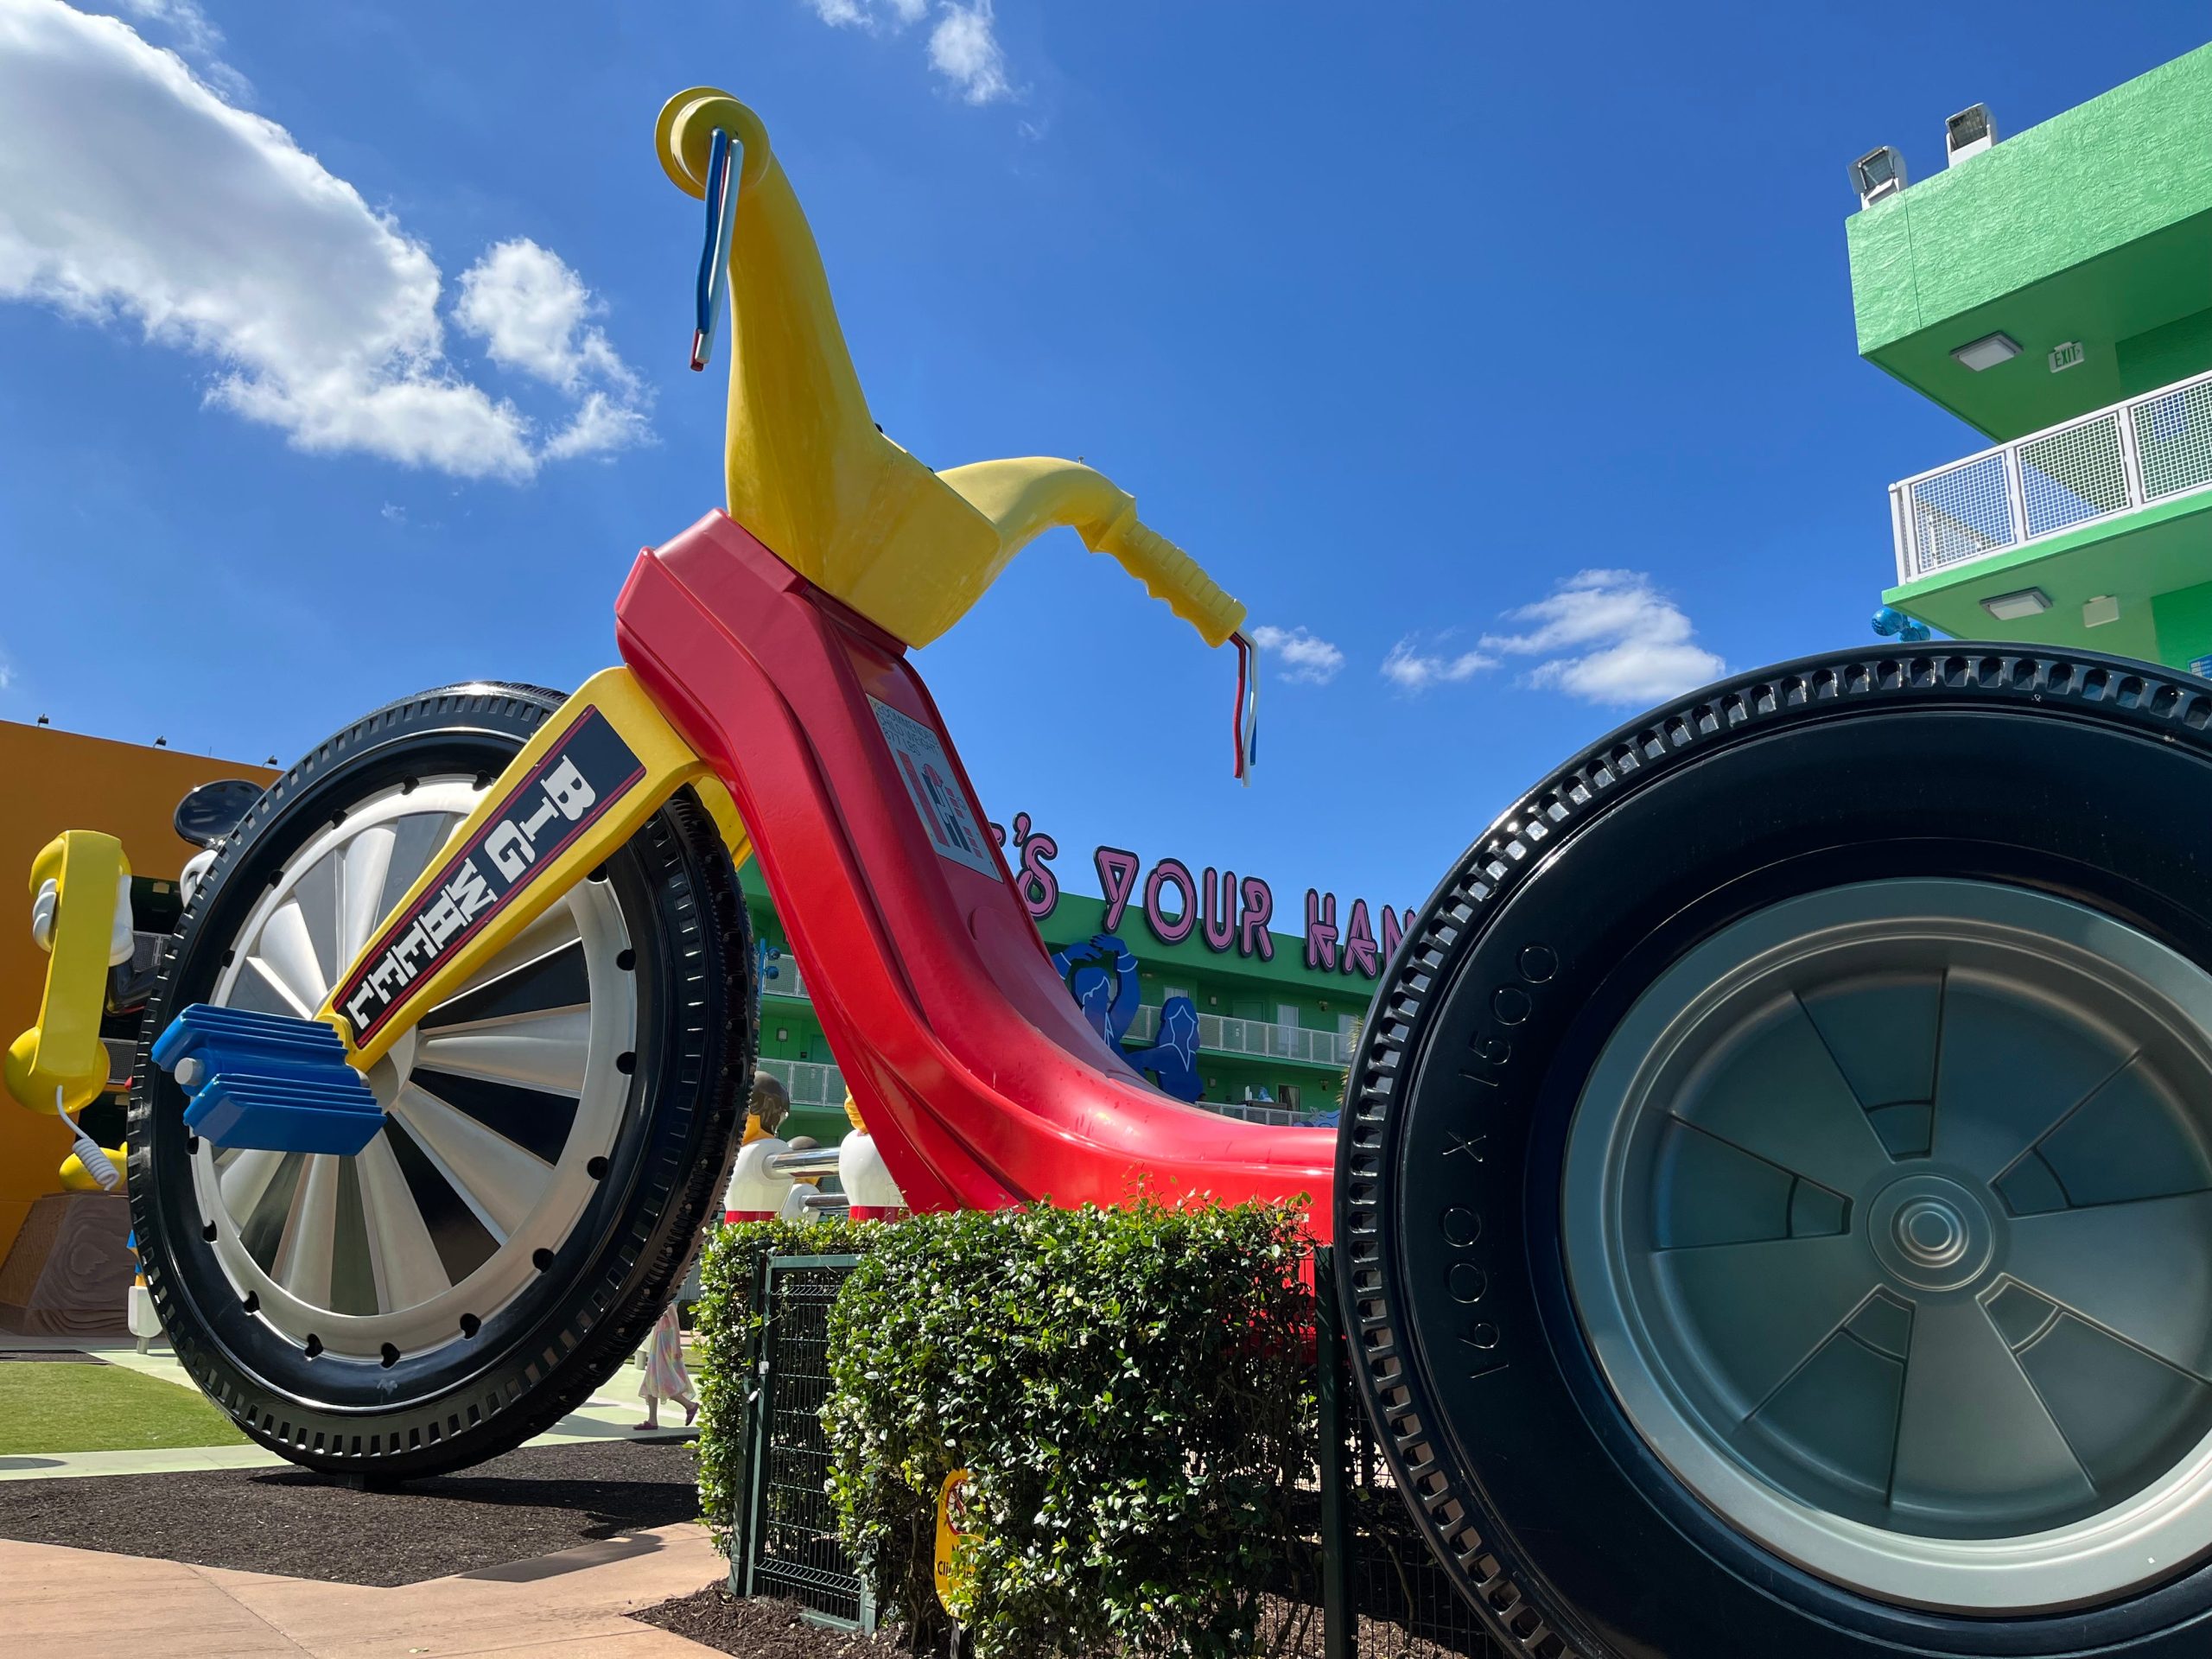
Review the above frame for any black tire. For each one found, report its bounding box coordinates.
[1338,648,2212,1658]
[128,683,751,1480]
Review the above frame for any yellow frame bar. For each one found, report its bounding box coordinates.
[316,667,719,1071]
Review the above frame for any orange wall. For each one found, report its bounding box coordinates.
[0,721,277,1261]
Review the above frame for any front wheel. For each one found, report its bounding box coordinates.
[1341,649,2212,1656]
[129,683,750,1479]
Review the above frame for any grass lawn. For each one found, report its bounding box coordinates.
[0,1362,246,1454]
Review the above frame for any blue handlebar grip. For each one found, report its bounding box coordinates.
[690,127,741,372]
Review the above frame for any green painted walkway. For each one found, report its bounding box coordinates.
[0,1339,700,1481]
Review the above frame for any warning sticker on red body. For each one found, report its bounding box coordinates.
[871,697,999,878]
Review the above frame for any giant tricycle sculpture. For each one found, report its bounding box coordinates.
[30,85,2212,1659]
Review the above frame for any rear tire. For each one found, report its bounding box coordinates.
[129,683,750,1480]
[1338,649,2212,1657]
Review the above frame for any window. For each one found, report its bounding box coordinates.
[1281,1084,1302,1110]
[1277,1002,1300,1028]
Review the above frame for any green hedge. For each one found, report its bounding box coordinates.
[826,1201,1315,1656]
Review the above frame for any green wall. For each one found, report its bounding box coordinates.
[1847,44,2212,441]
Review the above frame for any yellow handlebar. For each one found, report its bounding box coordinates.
[936,457,1244,647]
[653,87,1246,652]
[1095,515,1244,651]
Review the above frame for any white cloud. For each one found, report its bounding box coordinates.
[0,2,646,480]
[451,239,647,458]
[799,0,1014,105]
[1382,638,1496,693]
[805,0,927,25]
[1249,624,1344,686]
[1480,569,1725,706]
[928,2,1010,104]
[542,390,654,462]
[103,0,244,98]
[110,0,214,52]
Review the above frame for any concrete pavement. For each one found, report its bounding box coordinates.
[0,1523,725,1657]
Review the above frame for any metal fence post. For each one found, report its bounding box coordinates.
[1316,1244,1356,1659]
[2118,399,2148,508]
[739,1256,774,1601]
[1889,483,1914,583]
[2002,443,2031,546]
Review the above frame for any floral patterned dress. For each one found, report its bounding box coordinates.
[639,1301,693,1404]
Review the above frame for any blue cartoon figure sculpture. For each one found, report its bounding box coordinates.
[1051,933,1141,1046]
[1128,995,1205,1103]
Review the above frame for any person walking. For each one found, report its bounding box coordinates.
[635,1281,699,1432]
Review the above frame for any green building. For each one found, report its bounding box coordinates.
[741,830,1408,1147]
[1851,44,2212,664]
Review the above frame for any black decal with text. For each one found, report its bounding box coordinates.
[334,708,645,1044]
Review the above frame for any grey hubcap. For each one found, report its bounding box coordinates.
[192,776,636,1363]
[1563,879,2212,1611]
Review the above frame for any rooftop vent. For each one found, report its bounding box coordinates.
[1945,104,1997,165]
[1851,145,1908,208]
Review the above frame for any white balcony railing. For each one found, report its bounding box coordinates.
[756,1055,848,1109]
[1891,367,2212,583]
[1195,1099,1311,1126]
[760,955,811,1001]
[1123,1003,1347,1067]
[758,955,1351,1070]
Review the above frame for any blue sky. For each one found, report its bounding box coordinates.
[3,1,2207,918]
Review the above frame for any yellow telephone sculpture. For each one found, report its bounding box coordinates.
[4,830,130,1189]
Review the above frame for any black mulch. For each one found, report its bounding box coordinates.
[631,1585,907,1657]
[0,1436,702,1586]
[0,1350,104,1363]
[627,1587,1395,1659]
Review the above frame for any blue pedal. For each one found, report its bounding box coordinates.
[154,1005,385,1155]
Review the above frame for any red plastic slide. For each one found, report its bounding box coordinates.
[617,510,1338,1236]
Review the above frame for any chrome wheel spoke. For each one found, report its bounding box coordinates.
[382,812,462,907]
[1674,996,1894,1195]
[219,1147,289,1218]
[391,1081,554,1240]
[271,1154,340,1306]
[1659,1234,1879,1414]
[334,823,397,968]
[1891,1296,2094,1523]
[2007,1192,2212,1379]
[416,1006,590,1096]
[450,905,583,1002]
[250,897,330,1015]
[355,1127,452,1313]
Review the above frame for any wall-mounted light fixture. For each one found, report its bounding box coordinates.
[1953,333,2021,372]
[1982,588,2051,621]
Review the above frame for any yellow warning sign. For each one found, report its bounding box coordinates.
[933,1468,976,1612]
